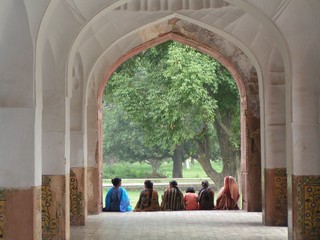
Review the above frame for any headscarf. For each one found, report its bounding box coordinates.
[217,176,239,203]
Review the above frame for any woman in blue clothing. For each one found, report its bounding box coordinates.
[103,177,133,212]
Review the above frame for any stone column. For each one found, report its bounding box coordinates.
[242,70,261,212]
[42,95,70,239]
[70,131,87,225]
[86,95,103,214]
[0,109,42,240]
[289,35,320,239]
[245,110,261,212]
[0,2,43,238]
[290,122,320,239]
[263,50,287,226]
[69,55,87,225]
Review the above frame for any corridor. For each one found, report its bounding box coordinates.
[71,210,288,240]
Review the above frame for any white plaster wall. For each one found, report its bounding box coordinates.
[86,90,99,168]
[70,52,84,132]
[39,1,83,175]
[275,0,320,175]
[0,109,38,187]
[70,132,85,167]
[264,48,286,169]
[0,1,48,187]
[231,0,320,176]
[42,132,67,174]
[0,1,33,108]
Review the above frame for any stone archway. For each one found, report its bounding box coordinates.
[3,1,320,239]
[96,18,261,212]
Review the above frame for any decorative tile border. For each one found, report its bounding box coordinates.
[41,176,57,239]
[35,186,42,240]
[0,189,6,239]
[70,171,84,225]
[274,168,287,211]
[294,175,320,238]
[265,168,287,226]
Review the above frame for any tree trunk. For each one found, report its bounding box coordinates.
[215,111,240,185]
[195,133,221,190]
[172,144,183,178]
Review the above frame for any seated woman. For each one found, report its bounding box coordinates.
[198,180,215,210]
[161,180,185,211]
[216,176,240,210]
[103,177,133,212]
[134,180,160,212]
[183,186,199,210]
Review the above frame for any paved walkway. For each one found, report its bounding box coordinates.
[71,211,288,240]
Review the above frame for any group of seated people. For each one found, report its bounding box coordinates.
[103,176,240,212]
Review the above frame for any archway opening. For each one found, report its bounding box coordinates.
[96,33,258,211]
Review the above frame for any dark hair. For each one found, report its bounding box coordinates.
[111,177,121,187]
[144,180,153,189]
[201,180,209,188]
[186,187,195,193]
[170,180,178,187]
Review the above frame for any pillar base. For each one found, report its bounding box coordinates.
[42,175,70,240]
[0,187,41,240]
[264,168,287,226]
[87,167,102,214]
[70,167,86,226]
[292,175,320,240]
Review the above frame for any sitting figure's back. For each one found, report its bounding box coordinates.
[161,180,185,211]
[104,177,133,212]
[134,180,160,211]
[198,180,215,210]
[216,176,240,210]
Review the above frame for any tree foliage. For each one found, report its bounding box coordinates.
[103,40,240,182]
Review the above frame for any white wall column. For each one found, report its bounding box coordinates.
[0,1,45,239]
[263,47,287,226]
[275,1,320,238]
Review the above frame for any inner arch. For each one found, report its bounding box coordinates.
[91,23,261,211]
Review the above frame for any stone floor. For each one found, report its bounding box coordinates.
[71,210,288,240]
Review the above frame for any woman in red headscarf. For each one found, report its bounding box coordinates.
[215,176,240,210]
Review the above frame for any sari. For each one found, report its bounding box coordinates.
[134,189,160,211]
[105,187,133,212]
[216,176,240,210]
[183,192,199,210]
[161,187,185,211]
[198,187,214,210]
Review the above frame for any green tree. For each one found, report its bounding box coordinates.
[103,104,170,176]
[213,65,240,185]
[103,40,240,183]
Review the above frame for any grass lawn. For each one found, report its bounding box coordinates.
[103,159,222,182]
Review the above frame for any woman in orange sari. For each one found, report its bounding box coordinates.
[216,176,240,210]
